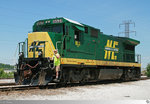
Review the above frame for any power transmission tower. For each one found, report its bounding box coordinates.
[118,20,136,38]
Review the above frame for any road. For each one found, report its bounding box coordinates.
[0,79,150,100]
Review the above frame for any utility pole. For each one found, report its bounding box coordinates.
[118,20,136,38]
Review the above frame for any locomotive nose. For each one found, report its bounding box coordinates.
[28,32,55,58]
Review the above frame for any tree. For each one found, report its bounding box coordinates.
[146,63,150,77]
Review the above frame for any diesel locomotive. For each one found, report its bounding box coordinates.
[14,17,141,85]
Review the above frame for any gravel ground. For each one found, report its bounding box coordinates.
[0,79,150,100]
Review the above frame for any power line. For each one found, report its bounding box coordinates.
[118,20,136,38]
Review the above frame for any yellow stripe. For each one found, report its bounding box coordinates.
[61,58,141,67]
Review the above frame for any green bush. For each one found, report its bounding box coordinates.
[0,68,4,76]
[0,68,14,78]
[146,63,150,77]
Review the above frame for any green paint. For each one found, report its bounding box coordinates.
[32,17,140,63]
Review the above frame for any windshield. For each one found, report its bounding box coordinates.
[33,24,62,33]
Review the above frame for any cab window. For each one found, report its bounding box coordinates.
[52,25,62,33]
[74,30,80,41]
[34,24,62,33]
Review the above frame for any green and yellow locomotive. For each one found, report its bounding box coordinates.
[14,17,141,85]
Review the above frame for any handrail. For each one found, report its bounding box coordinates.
[56,41,62,49]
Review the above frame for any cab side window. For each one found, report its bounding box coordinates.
[74,30,80,41]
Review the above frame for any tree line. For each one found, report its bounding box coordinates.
[0,63,14,70]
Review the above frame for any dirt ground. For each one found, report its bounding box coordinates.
[0,79,150,100]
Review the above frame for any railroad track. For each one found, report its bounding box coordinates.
[0,76,149,92]
[0,83,16,86]
[0,83,59,92]
[0,85,40,91]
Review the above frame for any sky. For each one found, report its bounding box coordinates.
[0,0,150,68]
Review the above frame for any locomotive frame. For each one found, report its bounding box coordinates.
[14,17,141,85]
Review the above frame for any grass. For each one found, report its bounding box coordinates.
[0,68,14,78]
